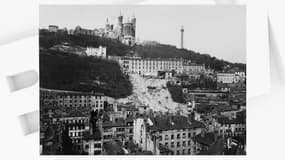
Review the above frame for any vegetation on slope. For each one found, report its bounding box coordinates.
[39,30,246,72]
[39,29,131,56]
[166,82,186,103]
[40,50,132,98]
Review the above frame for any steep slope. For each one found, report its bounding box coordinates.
[115,74,188,114]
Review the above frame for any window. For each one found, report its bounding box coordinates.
[177,142,180,147]
[165,135,169,140]
[85,144,89,150]
[188,148,191,154]
[177,134,180,139]
[165,142,168,147]
[188,140,191,145]
[182,133,186,138]
[171,142,174,148]
[182,149,185,155]
[188,132,191,138]
[176,150,180,155]
[182,141,186,147]
[94,143,101,148]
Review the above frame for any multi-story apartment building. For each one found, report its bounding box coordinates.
[40,88,105,112]
[182,62,206,75]
[214,116,246,138]
[83,129,103,155]
[133,115,205,155]
[100,116,135,143]
[117,56,183,76]
[52,111,89,151]
[217,72,236,84]
[217,72,246,84]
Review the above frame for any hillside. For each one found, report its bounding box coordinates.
[39,29,246,72]
[40,50,132,98]
[114,74,187,114]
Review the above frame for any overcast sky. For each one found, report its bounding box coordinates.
[40,5,246,63]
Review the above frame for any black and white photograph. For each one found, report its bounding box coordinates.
[39,5,246,155]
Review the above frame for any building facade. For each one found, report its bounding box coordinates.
[52,111,89,151]
[117,56,183,76]
[182,62,206,75]
[40,88,105,112]
[48,25,59,32]
[133,115,205,155]
[86,46,107,58]
[83,130,103,155]
[217,73,236,84]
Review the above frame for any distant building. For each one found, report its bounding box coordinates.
[182,62,206,75]
[217,73,236,84]
[83,129,103,155]
[48,25,59,32]
[100,115,135,143]
[117,56,183,76]
[195,132,224,155]
[133,115,205,155]
[217,72,246,84]
[215,116,246,138]
[234,72,246,83]
[52,111,89,152]
[40,88,105,112]
[86,46,107,58]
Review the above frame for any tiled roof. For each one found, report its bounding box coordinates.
[217,116,245,124]
[195,132,216,146]
[102,118,125,128]
[149,115,205,131]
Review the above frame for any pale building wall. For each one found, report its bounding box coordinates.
[217,73,235,83]
[83,139,102,155]
[86,46,107,58]
[121,57,183,76]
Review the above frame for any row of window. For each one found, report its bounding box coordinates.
[163,140,192,148]
[58,95,103,99]
[175,148,192,155]
[159,132,196,141]
[69,131,84,137]
[61,119,88,124]
[59,103,103,108]
[85,143,102,150]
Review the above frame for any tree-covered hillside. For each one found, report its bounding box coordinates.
[39,29,245,72]
[40,50,132,98]
[39,30,245,98]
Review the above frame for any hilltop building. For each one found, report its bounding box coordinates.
[86,46,107,58]
[217,72,246,84]
[48,25,59,32]
[105,14,136,46]
[113,56,183,76]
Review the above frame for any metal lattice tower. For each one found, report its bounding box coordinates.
[180,25,184,49]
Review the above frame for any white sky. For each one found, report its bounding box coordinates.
[40,5,246,63]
